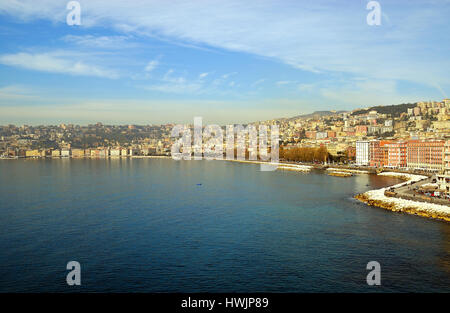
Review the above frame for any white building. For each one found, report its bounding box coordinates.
[316,132,328,140]
[110,149,120,157]
[437,140,450,192]
[356,141,370,166]
[61,149,70,157]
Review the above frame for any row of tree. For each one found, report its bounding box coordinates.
[281,146,329,163]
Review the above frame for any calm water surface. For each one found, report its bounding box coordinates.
[0,158,449,292]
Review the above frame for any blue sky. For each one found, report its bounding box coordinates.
[0,0,449,125]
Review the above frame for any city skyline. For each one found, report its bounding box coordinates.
[0,0,449,125]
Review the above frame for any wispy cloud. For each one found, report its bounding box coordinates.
[145,59,159,72]
[0,52,119,79]
[144,82,203,94]
[1,0,448,88]
[141,69,243,95]
[0,85,37,100]
[221,72,237,79]
[143,68,202,94]
[276,80,296,86]
[251,79,265,87]
[62,35,134,49]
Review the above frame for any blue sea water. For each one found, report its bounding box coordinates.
[0,158,449,292]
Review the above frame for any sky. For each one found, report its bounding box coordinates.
[0,0,449,125]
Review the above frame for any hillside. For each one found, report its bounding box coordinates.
[351,103,417,117]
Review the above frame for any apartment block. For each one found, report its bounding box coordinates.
[407,140,444,172]
[355,141,370,166]
[71,149,85,158]
[369,140,390,167]
[437,140,450,192]
[385,141,407,168]
[51,149,61,157]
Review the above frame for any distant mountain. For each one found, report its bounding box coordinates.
[289,110,347,120]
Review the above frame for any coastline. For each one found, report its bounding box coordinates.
[355,172,450,223]
[0,155,172,160]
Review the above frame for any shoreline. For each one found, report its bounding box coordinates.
[0,155,172,160]
[355,172,450,223]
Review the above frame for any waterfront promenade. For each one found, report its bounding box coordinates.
[388,177,449,206]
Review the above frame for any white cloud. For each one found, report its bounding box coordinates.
[221,72,237,79]
[144,82,203,94]
[162,69,186,83]
[198,72,209,79]
[145,59,159,72]
[143,68,203,94]
[276,80,295,86]
[0,85,37,100]
[0,52,119,79]
[1,0,449,101]
[62,35,133,49]
[0,0,448,88]
[251,79,265,87]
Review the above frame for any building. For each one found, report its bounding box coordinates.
[369,140,390,167]
[61,149,71,158]
[25,150,40,158]
[327,131,336,138]
[355,125,368,136]
[51,149,61,158]
[110,149,121,157]
[385,141,407,168]
[346,146,356,160]
[356,141,370,166]
[90,149,100,158]
[437,140,450,192]
[305,131,316,139]
[407,140,444,172]
[71,149,85,158]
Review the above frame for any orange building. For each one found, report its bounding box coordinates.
[355,125,368,136]
[327,131,336,138]
[305,131,316,139]
[407,140,444,172]
[385,141,407,168]
[369,140,391,167]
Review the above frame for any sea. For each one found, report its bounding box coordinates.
[0,158,449,292]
